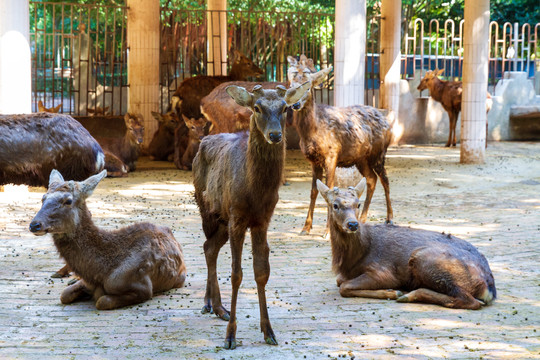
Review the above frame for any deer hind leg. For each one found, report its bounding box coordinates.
[224,218,247,350]
[202,221,230,320]
[60,279,92,304]
[251,225,278,346]
[322,158,338,238]
[301,164,323,235]
[357,163,378,223]
[96,276,153,310]
[372,160,393,224]
[445,112,454,147]
[339,273,402,300]
[397,288,482,309]
[452,112,459,146]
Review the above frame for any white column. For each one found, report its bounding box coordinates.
[0,0,31,114]
[380,0,401,131]
[334,0,366,107]
[461,0,490,163]
[127,0,160,145]
[207,0,227,76]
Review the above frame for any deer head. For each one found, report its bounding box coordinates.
[29,169,107,236]
[124,113,145,145]
[151,110,181,132]
[182,114,212,142]
[317,178,366,233]
[417,69,445,91]
[87,106,110,116]
[226,82,311,144]
[287,55,332,110]
[230,50,264,78]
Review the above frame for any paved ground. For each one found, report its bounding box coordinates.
[0,142,539,359]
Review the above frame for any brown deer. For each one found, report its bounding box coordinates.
[417,69,492,147]
[170,50,264,120]
[287,55,393,235]
[148,109,182,161]
[87,106,110,116]
[193,82,311,349]
[29,170,186,310]
[38,100,62,113]
[95,113,144,177]
[0,113,104,188]
[174,114,212,170]
[317,179,496,309]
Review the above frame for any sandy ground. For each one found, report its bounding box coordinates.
[0,142,539,359]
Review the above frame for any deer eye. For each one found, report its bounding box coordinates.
[254,106,261,113]
[357,202,361,209]
[64,198,73,206]
[333,203,339,210]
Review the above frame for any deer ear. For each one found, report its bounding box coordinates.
[151,111,163,122]
[80,170,107,198]
[181,114,192,126]
[354,178,367,198]
[103,106,110,112]
[311,66,332,87]
[287,56,298,66]
[437,69,445,76]
[49,169,65,188]
[284,81,312,106]
[316,179,330,203]
[226,85,253,107]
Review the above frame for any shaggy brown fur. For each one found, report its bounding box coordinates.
[417,69,492,147]
[29,170,186,310]
[95,113,144,176]
[288,55,393,235]
[0,113,104,188]
[318,179,496,309]
[193,82,311,349]
[148,109,182,161]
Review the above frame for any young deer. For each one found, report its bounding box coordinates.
[29,170,186,310]
[96,113,144,177]
[193,82,311,349]
[174,114,212,170]
[148,109,182,161]
[170,50,263,120]
[317,179,496,309]
[417,69,492,147]
[38,100,62,113]
[288,55,393,235]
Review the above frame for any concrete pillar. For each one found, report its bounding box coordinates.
[461,0,490,163]
[380,0,402,139]
[127,0,160,145]
[207,0,227,76]
[0,0,31,114]
[334,0,366,107]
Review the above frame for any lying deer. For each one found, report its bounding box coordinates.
[193,82,311,349]
[174,114,212,170]
[417,69,492,147]
[148,109,182,161]
[317,178,496,309]
[288,55,393,235]
[38,100,62,113]
[96,113,144,177]
[29,169,186,310]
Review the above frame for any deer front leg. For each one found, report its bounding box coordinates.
[224,217,247,350]
[60,279,92,304]
[51,264,71,278]
[339,273,402,299]
[96,273,153,310]
[445,112,454,147]
[301,164,323,235]
[323,158,338,238]
[251,226,277,346]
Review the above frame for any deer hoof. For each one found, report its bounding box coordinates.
[201,304,212,314]
[300,229,310,236]
[224,337,237,350]
[396,294,411,303]
[385,219,394,225]
[265,335,278,346]
[51,271,69,278]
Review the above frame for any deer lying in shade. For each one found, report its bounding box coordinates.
[417,69,492,148]
[29,170,186,310]
[317,178,496,309]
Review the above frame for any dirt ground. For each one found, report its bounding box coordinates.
[0,142,539,359]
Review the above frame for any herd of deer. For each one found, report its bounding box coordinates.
[0,52,496,350]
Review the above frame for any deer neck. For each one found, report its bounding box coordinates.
[330,222,370,276]
[228,63,244,80]
[428,78,446,102]
[292,90,317,139]
[246,120,285,192]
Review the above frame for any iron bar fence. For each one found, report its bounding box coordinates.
[29,2,539,115]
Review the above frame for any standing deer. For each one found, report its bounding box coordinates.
[95,113,144,177]
[174,114,212,170]
[38,100,62,113]
[288,55,393,235]
[417,69,492,147]
[29,170,186,310]
[317,179,496,309]
[193,82,311,349]
[170,50,263,120]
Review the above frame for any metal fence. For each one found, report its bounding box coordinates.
[403,18,540,91]
[29,3,540,115]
